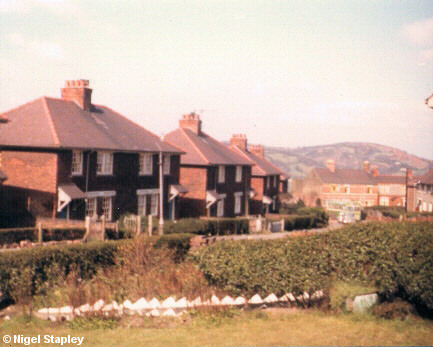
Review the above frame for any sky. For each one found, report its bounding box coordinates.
[1,0,433,160]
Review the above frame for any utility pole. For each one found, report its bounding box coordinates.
[158,141,164,235]
[405,167,409,213]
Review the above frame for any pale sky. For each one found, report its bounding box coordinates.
[1,0,433,159]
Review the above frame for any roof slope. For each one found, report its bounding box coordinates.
[375,175,407,184]
[0,97,182,153]
[165,128,252,166]
[230,146,283,176]
[419,168,433,184]
[314,168,377,185]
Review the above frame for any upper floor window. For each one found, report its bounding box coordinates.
[218,165,225,183]
[71,150,83,175]
[235,166,242,183]
[97,152,113,175]
[163,155,171,175]
[344,186,350,194]
[267,176,271,189]
[367,186,373,194]
[273,175,278,188]
[139,153,153,175]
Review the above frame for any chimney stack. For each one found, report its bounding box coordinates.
[407,169,413,179]
[326,159,336,173]
[179,112,202,135]
[371,167,380,177]
[250,145,265,159]
[363,161,370,172]
[230,134,247,150]
[61,80,92,111]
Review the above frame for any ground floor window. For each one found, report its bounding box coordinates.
[379,196,389,206]
[102,196,112,221]
[217,198,224,217]
[137,194,147,216]
[86,197,97,219]
[150,193,158,216]
[234,192,243,214]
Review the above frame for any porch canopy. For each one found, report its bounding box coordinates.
[206,190,223,208]
[169,184,188,201]
[57,184,86,212]
[263,195,273,205]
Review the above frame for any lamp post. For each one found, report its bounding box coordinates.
[157,139,164,235]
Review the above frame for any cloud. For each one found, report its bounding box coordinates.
[417,49,433,66]
[401,17,433,46]
[6,32,25,46]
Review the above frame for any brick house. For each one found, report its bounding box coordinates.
[229,135,282,215]
[408,168,433,212]
[0,80,184,222]
[164,114,253,218]
[302,160,378,217]
[373,167,412,207]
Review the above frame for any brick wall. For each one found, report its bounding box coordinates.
[179,166,208,217]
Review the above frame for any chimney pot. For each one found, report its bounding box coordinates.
[179,112,202,134]
[61,79,92,111]
[363,161,370,172]
[326,159,336,173]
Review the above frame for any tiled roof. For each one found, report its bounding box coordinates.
[419,168,433,185]
[375,175,407,184]
[164,128,252,166]
[314,168,377,185]
[0,97,182,154]
[230,146,284,176]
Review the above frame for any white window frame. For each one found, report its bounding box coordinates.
[217,198,224,217]
[139,153,153,176]
[71,150,83,175]
[102,196,112,221]
[163,155,171,175]
[274,175,278,188]
[150,193,158,216]
[137,194,147,216]
[272,195,277,210]
[96,151,114,175]
[429,203,432,213]
[267,176,271,189]
[86,197,97,219]
[234,192,243,214]
[235,166,242,183]
[345,185,350,194]
[422,201,427,212]
[218,165,225,183]
[380,196,390,206]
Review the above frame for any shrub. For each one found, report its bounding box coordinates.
[153,233,194,262]
[0,227,86,246]
[372,299,416,320]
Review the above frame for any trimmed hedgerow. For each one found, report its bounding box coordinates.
[153,233,195,262]
[195,222,433,311]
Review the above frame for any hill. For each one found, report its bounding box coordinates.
[264,142,433,178]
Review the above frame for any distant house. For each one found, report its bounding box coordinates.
[165,114,253,218]
[408,168,433,212]
[229,135,282,214]
[0,80,184,222]
[374,167,411,207]
[302,160,378,216]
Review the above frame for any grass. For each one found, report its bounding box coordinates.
[1,309,432,346]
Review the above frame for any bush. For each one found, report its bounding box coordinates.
[153,233,194,262]
[372,299,416,320]
[195,222,433,312]
[0,227,86,246]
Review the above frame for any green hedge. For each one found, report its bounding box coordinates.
[153,233,195,261]
[0,227,86,246]
[283,214,327,231]
[195,222,433,311]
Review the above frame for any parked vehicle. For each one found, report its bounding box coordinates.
[338,211,356,224]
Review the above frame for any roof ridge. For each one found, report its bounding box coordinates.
[231,146,266,175]
[42,97,60,147]
[180,128,210,164]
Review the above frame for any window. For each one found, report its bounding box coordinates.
[344,186,350,194]
[272,195,277,211]
[380,196,389,206]
[71,150,83,175]
[235,166,242,183]
[102,197,112,221]
[150,193,158,216]
[137,194,147,216]
[267,176,271,189]
[422,201,427,212]
[139,153,153,175]
[234,192,243,214]
[163,155,170,175]
[86,197,97,218]
[217,198,224,217]
[367,187,373,194]
[429,203,433,212]
[218,166,225,183]
[331,185,337,193]
[97,152,113,175]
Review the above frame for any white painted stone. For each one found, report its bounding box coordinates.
[74,308,81,316]
[221,296,235,305]
[148,298,161,309]
[133,298,149,310]
[38,308,49,314]
[60,306,73,314]
[48,307,60,314]
[102,304,113,312]
[79,303,91,312]
[279,294,288,302]
[303,292,310,301]
[162,308,176,316]
[161,297,176,308]
[211,295,221,305]
[248,294,263,304]
[123,299,133,309]
[93,299,105,311]
[175,297,188,308]
[263,293,278,303]
[234,296,246,305]
[353,293,379,313]
[148,309,160,317]
[286,293,296,302]
[188,297,202,307]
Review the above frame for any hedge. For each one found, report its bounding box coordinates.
[0,227,86,246]
[194,221,433,311]
[283,214,327,231]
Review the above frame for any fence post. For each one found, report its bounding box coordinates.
[101,215,106,241]
[37,222,43,244]
[115,221,119,238]
[136,215,142,237]
[83,216,90,242]
[148,215,153,236]
[281,218,285,232]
